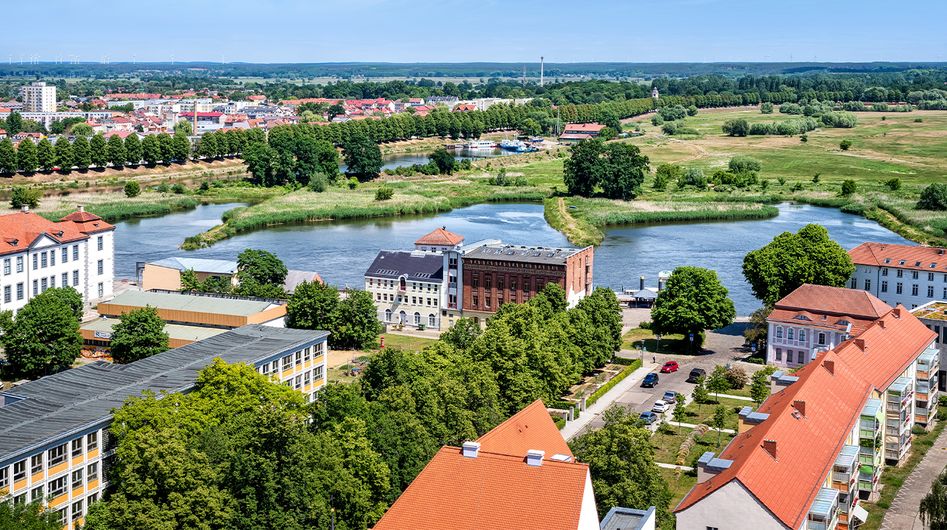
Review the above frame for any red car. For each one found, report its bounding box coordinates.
[660,361,679,373]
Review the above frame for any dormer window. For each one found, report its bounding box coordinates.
[884,258,891,264]
[899,260,906,265]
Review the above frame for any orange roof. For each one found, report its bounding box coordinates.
[0,210,95,256]
[849,242,947,272]
[563,123,605,132]
[415,227,464,247]
[676,307,935,527]
[60,209,115,235]
[477,400,573,458]
[768,284,892,335]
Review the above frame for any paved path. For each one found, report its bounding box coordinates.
[676,422,736,434]
[880,425,947,530]
[560,363,656,440]
[717,393,754,402]
[657,462,694,472]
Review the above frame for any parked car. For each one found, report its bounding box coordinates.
[661,360,680,373]
[639,411,659,425]
[642,373,660,388]
[686,368,706,383]
[663,391,678,404]
[652,400,671,413]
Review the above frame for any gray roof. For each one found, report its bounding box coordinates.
[149,257,237,275]
[463,244,588,266]
[364,250,444,282]
[600,506,656,530]
[101,290,278,317]
[81,317,227,342]
[284,270,323,293]
[0,325,328,464]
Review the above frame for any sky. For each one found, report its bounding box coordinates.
[6,0,947,64]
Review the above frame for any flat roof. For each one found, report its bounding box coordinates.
[81,318,227,342]
[913,301,947,321]
[0,325,328,464]
[463,244,588,266]
[100,291,277,317]
[149,257,237,275]
[600,506,655,530]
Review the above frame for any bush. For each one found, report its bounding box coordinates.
[722,118,749,137]
[726,367,748,389]
[374,185,394,201]
[677,167,707,190]
[155,183,170,193]
[777,177,786,186]
[586,359,642,407]
[123,180,141,198]
[885,177,902,191]
[915,118,924,123]
[822,112,857,128]
[800,134,808,143]
[308,172,328,192]
[9,186,41,209]
[779,103,803,115]
[812,173,821,183]
[347,177,359,190]
[199,181,210,192]
[171,183,186,194]
[840,179,857,197]
[760,102,774,114]
[840,139,853,151]
[728,156,761,174]
[639,320,652,330]
[791,183,804,192]
[918,183,947,211]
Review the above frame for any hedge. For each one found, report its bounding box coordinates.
[587,359,643,407]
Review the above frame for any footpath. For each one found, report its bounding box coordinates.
[560,362,656,440]
[880,425,947,530]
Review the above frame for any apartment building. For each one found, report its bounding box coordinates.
[767,284,892,369]
[364,250,445,329]
[912,300,947,391]
[19,82,57,112]
[676,306,937,530]
[0,325,329,529]
[0,207,114,313]
[848,242,947,309]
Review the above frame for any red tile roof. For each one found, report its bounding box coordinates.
[0,210,101,256]
[373,400,589,530]
[768,284,892,335]
[60,209,115,235]
[676,307,935,528]
[849,242,947,272]
[178,111,223,118]
[415,227,464,247]
[562,123,605,133]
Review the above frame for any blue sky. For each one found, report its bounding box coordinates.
[7,0,947,63]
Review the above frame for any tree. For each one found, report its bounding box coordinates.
[124,133,142,166]
[236,248,287,288]
[10,186,41,209]
[885,177,901,191]
[918,183,947,211]
[123,180,141,197]
[243,142,280,186]
[343,133,383,181]
[691,376,709,413]
[286,280,339,331]
[16,139,38,174]
[36,138,55,171]
[706,365,731,401]
[563,139,650,199]
[3,287,83,379]
[711,405,728,448]
[441,318,482,350]
[760,102,774,114]
[109,307,169,363]
[722,118,749,136]
[141,134,161,166]
[53,136,73,172]
[429,147,456,175]
[0,497,62,530]
[5,111,24,135]
[107,134,127,168]
[327,103,346,121]
[840,179,857,196]
[563,138,603,196]
[89,133,108,167]
[672,395,687,433]
[174,119,193,136]
[172,132,191,162]
[653,163,681,191]
[742,224,855,305]
[157,133,174,164]
[839,139,853,151]
[920,469,947,530]
[330,289,381,350]
[651,266,735,350]
[750,370,771,406]
[569,406,672,523]
[0,138,17,174]
[72,135,91,169]
[70,123,93,137]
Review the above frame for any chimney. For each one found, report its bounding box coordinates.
[640,276,645,291]
[823,359,835,375]
[762,439,778,459]
[893,307,902,319]
[792,400,806,417]
[20,205,29,212]
[878,319,886,329]
[78,205,85,212]
[525,449,545,467]
[854,338,866,351]
[461,441,480,458]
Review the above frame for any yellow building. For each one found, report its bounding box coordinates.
[0,325,328,528]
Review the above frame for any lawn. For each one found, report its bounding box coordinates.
[622,327,688,354]
[651,424,737,466]
[681,396,748,430]
[379,333,438,352]
[659,467,697,514]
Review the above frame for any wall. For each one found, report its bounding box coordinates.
[141,264,183,292]
[852,264,947,310]
[676,481,788,530]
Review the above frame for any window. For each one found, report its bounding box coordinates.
[413,312,421,326]
[49,251,55,266]
[472,294,478,308]
[897,269,903,278]
[775,348,782,361]
[62,272,68,287]
[484,275,492,290]
[295,351,302,366]
[13,460,26,481]
[797,350,805,364]
[776,327,783,339]
[304,370,312,386]
[271,360,278,373]
[2,258,8,275]
[281,355,291,371]
[3,286,9,304]
[97,282,104,297]
[61,247,68,263]
[818,332,826,345]
[48,444,66,466]
[31,454,43,475]
[882,268,888,276]
[850,279,856,289]
[97,259,103,275]
[897,283,903,294]
[87,462,98,482]
[72,438,83,457]
[50,275,55,288]
[787,328,794,341]
[881,281,888,293]
[294,375,301,389]
[41,252,47,268]
[930,272,936,282]
[0,467,7,490]
[87,432,98,451]
[384,309,392,322]
[72,245,79,260]
[913,270,919,280]
[864,279,871,291]
[16,256,23,273]
[72,469,83,489]
[471,274,479,289]
[40,278,47,292]
[73,270,79,286]
[32,279,38,296]
[49,476,67,497]
[497,278,505,292]
[71,500,83,521]
[303,346,311,363]
[32,254,38,270]
[510,278,517,291]
[930,285,936,298]
[314,365,324,380]
[799,330,806,342]
[97,236,103,251]
[484,294,491,308]
[913,284,919,297]
[31,485,43,502]
[428,314,436,327]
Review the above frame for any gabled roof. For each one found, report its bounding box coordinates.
[415,227,464,247]
[768,284,893,335]
[60,208,115,235]
[0,210,93,256]
[477,399,573,458]
[364,250,444,282]
[562,123,605,133]
[849,242,947,272]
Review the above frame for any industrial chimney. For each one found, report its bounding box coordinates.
[540,56,544,87]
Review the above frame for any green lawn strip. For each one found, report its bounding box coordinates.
[682,396,747,430]
[622,328,687,354]
[377,333,438,352]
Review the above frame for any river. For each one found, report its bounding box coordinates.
[113,202,912,315]
[373,148,515,172]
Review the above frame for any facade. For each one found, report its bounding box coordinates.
[374,400,602,530]
[767,284,892,369]
[20,82,57,112]
[675,306,937,530]
[96,291,286,329]
[912,300,947,391]
[140,256,320,295]
[461,243,593,323]
[0,325,329,529]
[848,242,947,309]
[0,207,114,313]
[364,250,445,329]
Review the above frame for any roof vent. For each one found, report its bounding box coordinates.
[550,453,572,463]
[854,338,867,351]
[20,205,29,212]
[893,308,902,319]
[792,400,806,417]
[823,359,835,375]
[762,439,778,459]
[526,449,545,467]
[878,319,886,329]
[461,441,480,458]
[78,205,85,212]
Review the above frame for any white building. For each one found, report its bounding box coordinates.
[364,250,444,330]
[0,206,114,312]
[20,82,57,112]
[849,242,947,309]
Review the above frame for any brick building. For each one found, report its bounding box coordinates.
[461,243,593,323]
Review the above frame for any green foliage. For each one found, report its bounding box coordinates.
[760,102,774,114]
[721,118,749,136]
[742,224,855,305]
[16,139,38,173]
[706,365,732,399]
[658,105,688,121]
[651,266,735,350]
[441,318,482,350]
[171,183,186,194]
[840,179,857,196]
[653,163,681,191]
[330,289,382,350]
[343,133,383,181]
[3,287,83,379]
[570,407,672,524]
[107,134,127,168]
[90,133,108,167]
[750,369,771,405]
[348,177,359,190]
[0,138,17,174]
[725,366,748,389]
[677,167,707,190]
[236,248,287,288]
[174,119,193,136]
[821,112,858,128]
[920,468,947,529]
[286,280,339,331]
[429,147,457,175]
[109,307,170,364]
[308,172,329,192]
[692,377,709,407]
[840,139,853,151]
[0,497,62,530]
[10,186,41,209]
[36,138,55,171]
[375,185,394,201]
[918,183,947,211]
[564,139,650,200]
[124,133,142,165]
[141,134,161,165]
[587,359,642,407]
[124,180,141,198]
[712,405,729,447]
[884,177,901,191]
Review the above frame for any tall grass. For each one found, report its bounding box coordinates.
[42,197,202,223]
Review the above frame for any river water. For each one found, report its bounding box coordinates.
[114,202,912,315]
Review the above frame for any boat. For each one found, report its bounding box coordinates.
[464,140,496,150]
[499,139,538,153]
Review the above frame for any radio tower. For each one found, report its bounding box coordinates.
[540,56,544,87]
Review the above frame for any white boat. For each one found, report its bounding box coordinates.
[464,140,496,150]
[499,139,526,151]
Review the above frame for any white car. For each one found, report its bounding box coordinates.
[652,400,670,413]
